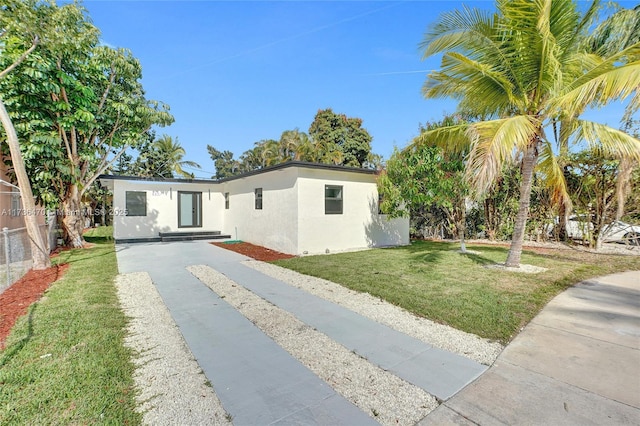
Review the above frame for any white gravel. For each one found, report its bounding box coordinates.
[188,265,438,426]
[244,260,504,366]
[115,272,231,426]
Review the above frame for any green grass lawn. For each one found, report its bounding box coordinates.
[0,226,140,425]
[274,241,640,343]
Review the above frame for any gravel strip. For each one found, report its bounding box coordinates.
[115,272,231,426]
[244,261,503,366]
[189,265,438,426]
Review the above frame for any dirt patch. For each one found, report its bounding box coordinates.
[211,242,295,262]
[0,263,69,349]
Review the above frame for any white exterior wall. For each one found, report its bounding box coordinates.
[107,165,408,253]
[296,169,409,255]
[221,167,299,254]
[112,180,224,240]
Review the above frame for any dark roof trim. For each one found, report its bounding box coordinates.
[99,161,378,184]
[98,175,213,184]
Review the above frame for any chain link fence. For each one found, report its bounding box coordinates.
[0,221,58,294]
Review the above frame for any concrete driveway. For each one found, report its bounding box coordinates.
[116,241,639,425]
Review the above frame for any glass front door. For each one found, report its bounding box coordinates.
[178,191,202,228]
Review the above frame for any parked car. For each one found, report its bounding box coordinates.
[563,216,640,245]
[598,220,640,245]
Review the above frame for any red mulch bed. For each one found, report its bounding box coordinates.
[211,241,295,262]
[0,263,69,349]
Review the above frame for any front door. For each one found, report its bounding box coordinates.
[178,191,202,228]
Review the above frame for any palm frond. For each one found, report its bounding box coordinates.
[577,119,640,161]
[420,4,524,98]
[553,45,640,115]
[423,52,519,111]
[420,5,495,57]
[537,138,571,208]
[410,123,470,155]
[466,115,540,193]
[534,0,564,106]
[586,4,640,57]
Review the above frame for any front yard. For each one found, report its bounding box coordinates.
[2,230,638,423]
[273,240,640,343]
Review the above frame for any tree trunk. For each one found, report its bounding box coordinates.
[557,199,568,241]
[505,141,539,267]
[458,201,467,253]
[0,97,51,269]
[61,184,86,248]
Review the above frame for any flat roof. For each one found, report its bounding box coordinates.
[98,161,378,185]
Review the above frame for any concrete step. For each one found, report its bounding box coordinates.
[160,232,231,242]
[159,231,222,237]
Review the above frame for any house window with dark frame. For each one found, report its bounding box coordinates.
[224,192,229,209]
[254,188,263,210]
[125,191,147,216]
[325,185,343,214]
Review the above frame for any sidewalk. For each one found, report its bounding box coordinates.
[421,270,640,425]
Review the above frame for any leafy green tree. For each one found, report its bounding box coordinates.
[135,135,200,178]
[418,0,640,267]
[207,145,240,179]
[209,110,377,178]
[479,165,521,241]
[379,117,469,251]
[566,150,621,249]
[0,2,173,247]
[0,0,77,268]
[308,108,372,167]
[238,140,267,171]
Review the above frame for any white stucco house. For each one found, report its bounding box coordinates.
[99,161,409,256]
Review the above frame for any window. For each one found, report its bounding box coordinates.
[224,192,229,209]
[325,185,343,214]
[10,188,20,216]
[254,188,262,210]
[125,191,147,216]
[378,192,384,215]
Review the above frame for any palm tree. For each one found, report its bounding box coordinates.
[417,0,640,267]
[279,129,312,161]
[150,135,201,178]
[260,139,280,167]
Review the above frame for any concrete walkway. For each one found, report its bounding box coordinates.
[421,270,640,425]
[116,241,485,424]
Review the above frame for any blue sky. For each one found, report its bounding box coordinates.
[83,1,635,178]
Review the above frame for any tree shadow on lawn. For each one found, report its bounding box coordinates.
[52,245,113,266]
[0,303,38,367]
[406,240,509,267]
[84,234,113,244]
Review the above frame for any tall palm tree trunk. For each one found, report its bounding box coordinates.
[0,97,51,269]
[505,141,540,267]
